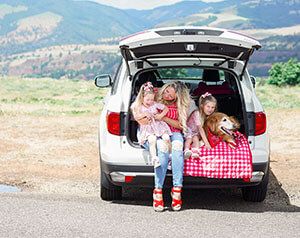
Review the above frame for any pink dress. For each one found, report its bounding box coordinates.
[139,102,172,144]
[185,110,204,139]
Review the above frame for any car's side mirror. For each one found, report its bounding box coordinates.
[250,75,256,88]
[94,74,112,87]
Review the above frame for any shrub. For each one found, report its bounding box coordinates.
[267,58,300,86]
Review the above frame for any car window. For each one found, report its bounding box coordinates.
[219,70,225,81]
[157,67,203,80]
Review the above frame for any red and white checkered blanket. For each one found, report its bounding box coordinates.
[184,132,253,179]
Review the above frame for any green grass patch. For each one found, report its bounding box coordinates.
[0,76,108,116]
[255,84,300,109]
[0,77,298,117]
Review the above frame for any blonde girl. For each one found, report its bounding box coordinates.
[184,92,217,158]
[131,82,172,168]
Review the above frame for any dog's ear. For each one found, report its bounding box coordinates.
[229,116,240,130]
[206,115,218,133]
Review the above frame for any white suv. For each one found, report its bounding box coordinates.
[95,26,270,202]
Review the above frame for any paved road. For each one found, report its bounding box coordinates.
[0,187,299,238]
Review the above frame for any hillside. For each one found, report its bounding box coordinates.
[0,0,299,77]
[0,0,145,55]
[0,44,119,80]
[1,0,299,55]
[131,0,300,29]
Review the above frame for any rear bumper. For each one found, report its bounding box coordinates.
[101,161,269,188]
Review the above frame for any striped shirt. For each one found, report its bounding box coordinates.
[165,103,181,133]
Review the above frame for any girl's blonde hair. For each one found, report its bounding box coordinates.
[157,81,190,133]
[198,92,217,118]
[131,82,155,113]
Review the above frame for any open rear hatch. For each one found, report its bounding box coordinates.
[119,26,261,77]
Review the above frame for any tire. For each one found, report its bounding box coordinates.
[101,185,122,201]
[242,167,269,202]
[100,168,122,201]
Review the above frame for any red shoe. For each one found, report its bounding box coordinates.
[171,187,182,211]
[153,189,164,212]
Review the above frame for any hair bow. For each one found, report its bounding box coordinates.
[201,92,211,98]
[142,81,154,92]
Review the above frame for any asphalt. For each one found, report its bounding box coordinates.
[0,187,299,238]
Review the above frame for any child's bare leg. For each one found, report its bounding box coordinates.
[148,135,161,168]
[191,136,200,148]
[199,140,204,147]
[184,138,193,159]
[191,136,200,158]
[161,133,170,142]
[184,138,192,151]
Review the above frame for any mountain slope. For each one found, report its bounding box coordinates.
[237,0,300,28]
[0,0,299,78]
[1,0,299,55]
[144,0,300,29]
[0,0,145,54]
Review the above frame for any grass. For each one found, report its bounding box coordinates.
[0,76,108,116]
[0,76,299,116]
[255,83,300,109]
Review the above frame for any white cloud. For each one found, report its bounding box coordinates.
[91,0,224,10]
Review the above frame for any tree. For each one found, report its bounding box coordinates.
[268,58,300,86]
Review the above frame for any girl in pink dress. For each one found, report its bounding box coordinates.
[131,82,172,168]
[184,92,217,159]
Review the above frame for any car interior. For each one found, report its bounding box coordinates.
[128,67,244,145]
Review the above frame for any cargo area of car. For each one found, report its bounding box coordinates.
[127,67,246,146]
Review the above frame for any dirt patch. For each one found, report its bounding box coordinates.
[266,109,300,206]
[0,109,299,205]
[0,115,100,196]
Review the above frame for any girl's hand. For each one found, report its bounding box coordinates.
[154,113,163,121]
[205,144,212,149]
[144,112,152,120]
[137,116,151,125]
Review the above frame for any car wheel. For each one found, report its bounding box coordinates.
[101,185,122,201]
[242,166,269,202]
[100,168,122,201]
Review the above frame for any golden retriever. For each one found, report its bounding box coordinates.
[204,112,240,149]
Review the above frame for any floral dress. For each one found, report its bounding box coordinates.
[185,110,204,139]
[138,102,172,144]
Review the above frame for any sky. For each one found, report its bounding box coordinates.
[91,0,224,10]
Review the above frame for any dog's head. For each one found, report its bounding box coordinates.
[205,112,240,136]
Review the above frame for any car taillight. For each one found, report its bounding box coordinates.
[106,111,121,135]
[255,112,266,135]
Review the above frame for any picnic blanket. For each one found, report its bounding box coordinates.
[184,132,253,179]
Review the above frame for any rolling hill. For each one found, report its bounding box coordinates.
[0,0,299,77]
[0,0,145,55]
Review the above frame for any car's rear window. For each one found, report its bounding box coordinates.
[157,67,225,81]
[157,67,202,80]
